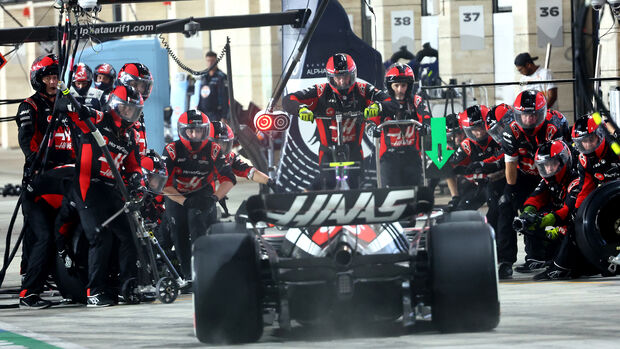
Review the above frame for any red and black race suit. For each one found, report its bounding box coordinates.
[450,136,504,183]
[282,82,389,164]
[523,169,581,224]
[501,119,563,177]
[133,113,147,157]
[68,110,142,204]
[162,140,236,196]
[575,143,620,209]
[370,94,430,158]
[226,152,253,179]
[16,93,75,170]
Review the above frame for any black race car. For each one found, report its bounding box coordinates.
[192,186,500,344]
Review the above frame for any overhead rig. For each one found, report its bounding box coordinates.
[0,2,310,45]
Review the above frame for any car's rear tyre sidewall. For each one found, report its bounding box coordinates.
[575,181,620,275]
[429,221,500,332]
[439,210,485,223]
[193,233,263,343]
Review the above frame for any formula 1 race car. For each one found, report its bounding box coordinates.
[192,187,500,344]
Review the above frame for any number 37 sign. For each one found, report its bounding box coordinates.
[536,0,563,47]
[459,6,484,51]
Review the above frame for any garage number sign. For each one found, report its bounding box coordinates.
[536,0,563,47]
[459,5,484,50]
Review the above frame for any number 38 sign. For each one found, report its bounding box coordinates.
[459,6,484,51]
[536,0,563,47]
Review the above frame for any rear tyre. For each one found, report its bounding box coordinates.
[439,210,485,223]
[193,233,263,343]
[575,181,620,275]
[429,221,500,332]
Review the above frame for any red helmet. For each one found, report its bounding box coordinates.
[384,63,414,99]
[106,85,144,125]
[513,90,547,134]
[30,54,59,92]
[535,140,572,183]
[459,105,490,142]
[141,149,168,193]
[486,103,514,144]
[71,63,93,95]
[572,114,606,157]
[93,63,116,91]
[326,53,357,94]
[178,110,210,152]
[117,63,153,100]
[208,121,234,155]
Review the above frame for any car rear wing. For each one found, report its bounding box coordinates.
[246,187,420,228]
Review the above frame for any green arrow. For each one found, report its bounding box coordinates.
[425,117,454,169]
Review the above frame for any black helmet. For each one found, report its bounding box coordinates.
[384,63,414,100]
[106,85,144,125]
[117,63,153,100]
[513,89,547,133]
[94,63,116,91]
[208,121,235,155]
[141,149,168,193]
[459,105,490,142]
[30,54,59,93]
[71,63,93,96]
[535,140,572,183]
[178,110,210,152]
[326,53,357,94]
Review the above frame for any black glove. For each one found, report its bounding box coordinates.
[446,196,461,212]
[184,194,218,212]
[418,123,431,136]
[468,161,485,174]
[77,105,97,121]
[127,172,143,197]
[58,250,76,274]
[56,97,72,113]
[267,178,277,191]
[499,184,518,209]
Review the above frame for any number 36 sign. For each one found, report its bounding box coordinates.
[536,0,563,47]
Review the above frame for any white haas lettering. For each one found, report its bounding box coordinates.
[54,128,73,150]
[387,126,415,146]
[330,119,357,143]
[266,189,415,226]
[98,152,127,178]
[175,177,202,192]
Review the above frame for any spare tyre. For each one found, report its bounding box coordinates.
[574,181,620,275]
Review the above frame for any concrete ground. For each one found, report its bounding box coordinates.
[0,148,619,348]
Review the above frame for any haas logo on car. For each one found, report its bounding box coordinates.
[266,189,415,226]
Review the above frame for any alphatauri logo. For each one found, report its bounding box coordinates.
[265,189,415,227]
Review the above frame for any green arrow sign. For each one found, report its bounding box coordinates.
[425,117,454,169]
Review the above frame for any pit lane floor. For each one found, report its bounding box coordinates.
[0,149,619,348]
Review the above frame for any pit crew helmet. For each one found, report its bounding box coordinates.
[459,105,490,142]
[513,89,547,134]
[535,140,572,183]
[486,103,514,144]
[117,63,153,100]
[208,121,234,155]
[178,110,210,152]
[93,63,116,91]
[71,63,93,96]
[30,54,59,93]
[384,62,414,99]
[106,85,144,125]
[141,149,168,194]
[572,114,606,157]
[326,53,357,95]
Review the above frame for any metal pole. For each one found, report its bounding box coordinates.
[461,83,467,109]
[267,0,330,112]
[544,43,552,70]
[224,38,238,131]
[593,43,602,108]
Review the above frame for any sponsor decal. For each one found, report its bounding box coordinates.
[166,143,176,161]
[595,173,604,181]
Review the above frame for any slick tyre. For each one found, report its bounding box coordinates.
[54,255,87,304]
[438,210,485,223]
[429,221,500,332]
[575,181,620,275]
[193,233,263,344]
[208,222,250,235]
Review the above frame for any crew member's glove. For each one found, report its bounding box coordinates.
[127,172,143,197]
[544,226,561,240]
[446,196,460,212]
[364,103,381,119]
[519,205,538,232]
[418,123,431,136]
[58,250,75,274]
[184,194,218,212]
[298,106,314,122]
[468,161,485,174]
[539,212,557,228]
[267,178,277,191]
[499,184,518,209]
